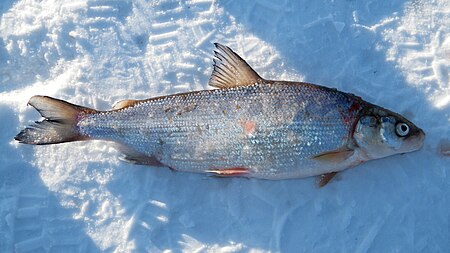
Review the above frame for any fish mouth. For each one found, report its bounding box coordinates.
[404,128,425,152]
[416,128,426,147]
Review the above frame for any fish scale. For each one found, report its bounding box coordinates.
[78,82,359,179]
[15,43,424,185]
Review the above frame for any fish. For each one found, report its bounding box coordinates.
[15,43,425,186]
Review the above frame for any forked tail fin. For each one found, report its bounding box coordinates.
[15,96,97,145]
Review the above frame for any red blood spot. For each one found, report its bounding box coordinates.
[242,120,256,135]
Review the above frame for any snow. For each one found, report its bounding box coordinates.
[0,0,449,252]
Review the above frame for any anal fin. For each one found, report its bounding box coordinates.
[117,144,165,167]
[120,154,165,167]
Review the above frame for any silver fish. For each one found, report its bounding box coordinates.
[15,43,425,186]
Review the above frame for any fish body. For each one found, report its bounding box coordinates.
[15,43,425,185]
[80,81,361,179]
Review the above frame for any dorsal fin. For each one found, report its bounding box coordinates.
[113,99,141,110]
[208,43,263,89]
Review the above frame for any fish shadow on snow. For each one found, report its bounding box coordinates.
[107,1,448,252]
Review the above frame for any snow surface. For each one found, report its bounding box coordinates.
[0,0,449,252]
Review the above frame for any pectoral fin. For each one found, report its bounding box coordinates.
[313,149,354,163]
[208,43,263,89]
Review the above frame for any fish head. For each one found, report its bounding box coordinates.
[353,106,425,160]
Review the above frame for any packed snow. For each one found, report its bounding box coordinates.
[0,0,449,252]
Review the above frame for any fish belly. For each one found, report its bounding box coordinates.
[79,82,361,179]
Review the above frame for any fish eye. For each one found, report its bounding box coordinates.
[395,123,410,137]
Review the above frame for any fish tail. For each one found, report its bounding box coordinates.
[15,96,97,145]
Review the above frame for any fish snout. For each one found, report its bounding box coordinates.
[406,127,426,151]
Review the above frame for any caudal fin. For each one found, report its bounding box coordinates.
[15,96,97,145]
